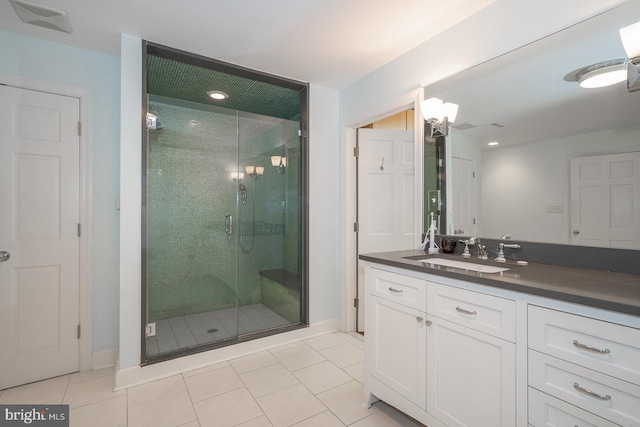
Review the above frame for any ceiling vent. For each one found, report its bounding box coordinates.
[9,0,73,34]
[452,122,476,130]
[488,122,507,129]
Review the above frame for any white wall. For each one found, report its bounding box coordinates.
[0,29,121,355]
[480,124,640,242]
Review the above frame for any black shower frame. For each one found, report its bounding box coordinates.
[140,40,310,365]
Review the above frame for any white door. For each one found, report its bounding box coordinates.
[451,157,475,236]
[570,152,640,249]
[357,128,414,331]
[0,85,80,389]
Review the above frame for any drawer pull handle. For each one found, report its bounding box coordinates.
[573,340,611,354]
[388,287,404,294]
[455,306,477,316]
[573,382,611,401]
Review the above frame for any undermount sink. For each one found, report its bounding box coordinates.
[409,257,510,274]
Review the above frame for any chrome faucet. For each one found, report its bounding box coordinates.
[495,242,522,262]
[467,237,488,260]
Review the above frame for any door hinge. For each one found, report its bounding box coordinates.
[145,323,156,337]
[78,121,81,136]
[353,146,359,157]
[77,324,81,339]
[354,298,359,308]
[354,222,359,233]
[473,171,476,178]
[78,223,81,237]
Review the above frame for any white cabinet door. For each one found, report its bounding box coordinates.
[427,316,516,427]
[369,295,427,409]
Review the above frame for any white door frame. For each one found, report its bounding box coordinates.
[0,73,93,372]
[341,89,424,333]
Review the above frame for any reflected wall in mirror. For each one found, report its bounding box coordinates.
[422,3,640,250]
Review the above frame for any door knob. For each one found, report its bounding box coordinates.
[0,251,10,262]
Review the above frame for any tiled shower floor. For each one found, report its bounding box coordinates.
[147,303,292,356]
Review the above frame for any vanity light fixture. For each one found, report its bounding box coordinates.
[271,156,286,173]
[245,165,264,180]
[421,97,459,142]
[207,90,229,100]
[620,20,640,92]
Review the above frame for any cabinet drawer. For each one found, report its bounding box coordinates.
[529,350,640,427]
[528,305,640,384]
[370,268,426,310]
[427,282,515,341]
[528,387,619,427]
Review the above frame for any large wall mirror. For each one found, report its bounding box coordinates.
[423,3,640,250]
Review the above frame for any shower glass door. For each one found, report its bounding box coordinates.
[144,97,242,360]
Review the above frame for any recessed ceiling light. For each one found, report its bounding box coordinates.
[207,90,229,100]
[488,141,499,146]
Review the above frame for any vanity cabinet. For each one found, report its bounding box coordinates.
[426,283,516,427]
[527,305,640,427]
[365,267,516,427]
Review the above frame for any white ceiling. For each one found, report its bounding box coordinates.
[0,0,496,89]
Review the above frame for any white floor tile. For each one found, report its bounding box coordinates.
[304,334,348,351]
[235,415,274,427]
[63,375,125,409]
[0,374,69,404]
[293,361,353,394]
[257,384,326,427]
[239,363,299,398]
[229,351,279,374]
[270,342,326,371]
[128,390,196,427]
[349,402,425,427]
[69,367,113,384]
[69,395,127,427]
[182,361,230,379]
[343,362,365,384]
[184,365,244,403]
[194,388,264,427]
[128,374,186,408]
[319,343,364,369]
[316,381,377,425]
[290,410,346,427]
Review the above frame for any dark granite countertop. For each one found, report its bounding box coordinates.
[360,249,640,317]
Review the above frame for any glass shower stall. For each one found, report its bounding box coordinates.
[142,44,308,363]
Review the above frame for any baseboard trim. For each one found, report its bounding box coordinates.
[92,349,118,370]
[114,317,340,390]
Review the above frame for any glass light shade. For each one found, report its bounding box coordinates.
[442,102,459,123]
[271,156,281,167]
[230,172,244,181]
[245,165,255,174]
[579,64,627,88]
[420,97,444,120]
[256,166,264,175]
[620,21,640,59]
[281,157,287,168]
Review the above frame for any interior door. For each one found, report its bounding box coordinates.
[0,85,80,389]
[570,152,640,249]
[357,128,414,332]
[451,157,475,236]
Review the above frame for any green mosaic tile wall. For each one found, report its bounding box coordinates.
[146,99,301,321]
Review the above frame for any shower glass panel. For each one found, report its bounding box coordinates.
[143,44,307,363]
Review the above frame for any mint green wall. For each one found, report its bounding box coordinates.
[0,29,121,353]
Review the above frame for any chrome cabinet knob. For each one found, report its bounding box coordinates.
[0,251,10,263]
[573,230,580,235]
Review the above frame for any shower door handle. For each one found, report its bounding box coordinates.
[225,214,233,235]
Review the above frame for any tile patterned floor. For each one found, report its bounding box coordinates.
[0,332,426,427]
[147,304,293,356]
